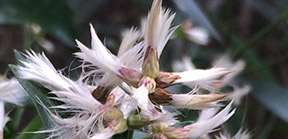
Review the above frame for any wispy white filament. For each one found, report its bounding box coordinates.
[216,128,251,139]
[131,85,155,116]
[173,68,230,91]
[118,28,141,57]
[18,51,73,91]
[185,101,235,138]
[75,25,122,76]
[171,94,225,109]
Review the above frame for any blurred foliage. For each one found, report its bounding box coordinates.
[1,0,288,138]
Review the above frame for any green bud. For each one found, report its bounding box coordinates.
[112,118,128,133]
[127,115,151,129]
[142,46,159,79]
[103,107,124,122]
[153,133,168,139]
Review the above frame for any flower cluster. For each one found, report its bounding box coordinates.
[15,0,250,138]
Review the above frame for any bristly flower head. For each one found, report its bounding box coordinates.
[13,0,250,138]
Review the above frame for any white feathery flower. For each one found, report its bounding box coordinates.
[150,110,178,126]
[118,41,145,70]
[184,101,235,138]
[118,28,141,57]
[172,56,195,72]
[17,51,111,138]
[216,128,251,139]
[99,41,145,88]
[40,113,99,139]
[96,39,144,89]
[33,86,105,138]
[233,128,251,139]
[144,0,177,58]
[170,94,226,109]
[150,102,234,139]
[49,89,102,114]
[76,25,143,88]
[184,26,209,45]
[197,107,219,122]
[110,86,137,119]
[18,51,73,91]
[131,85,155,116]
[227,85,250,105]
[0,78,27,105]
[213,55,246,87]
[173,68,230,91]
[75,25,122,76]
[90,128,115,139]
[17,51,102,104]
[196,107,219,138]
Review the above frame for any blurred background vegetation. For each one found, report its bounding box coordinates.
[1,0,288,138]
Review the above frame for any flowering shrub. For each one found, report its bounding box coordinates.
[8,0,251,138]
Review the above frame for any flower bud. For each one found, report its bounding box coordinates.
[155,72,181,88]
[103,107,124,122]
[118,67,142,87]
[153,133,168,139]
[111,118,128,133]
[127,115,150,129]
[139,76,156,93]
[149,88,172,105]
[142,46,159,79]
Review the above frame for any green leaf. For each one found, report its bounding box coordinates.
[17,116,44,139]
[10,65,54,128]
[250,80,288,122]
[173,0,222,42]
[14,50,25,65]
[112,129,134,139]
